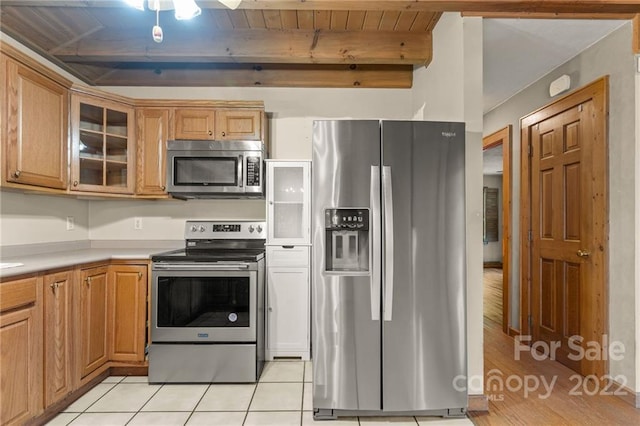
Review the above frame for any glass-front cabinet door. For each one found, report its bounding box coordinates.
[71,93,134,193]
[266,161,311,245]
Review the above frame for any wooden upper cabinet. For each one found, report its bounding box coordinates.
[136,108,171,195]
[2,55,68,190]
[43,270,73,407]
[215,109,262,140]
[70,93,135,194]
[108,264,147,363]
[174,108,215,140]
[78,266,109,379]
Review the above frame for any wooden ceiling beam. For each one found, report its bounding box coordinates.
[53,29,433,65]
[462,11,636,19]
[3,1,640,14]
[86,64,414,88]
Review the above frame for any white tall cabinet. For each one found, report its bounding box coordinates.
[265,161,311,360]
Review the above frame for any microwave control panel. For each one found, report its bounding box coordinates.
[246,157,261,187]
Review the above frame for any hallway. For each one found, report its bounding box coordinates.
[469,269,639,424]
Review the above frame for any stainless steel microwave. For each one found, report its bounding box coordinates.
[166,140,264,199]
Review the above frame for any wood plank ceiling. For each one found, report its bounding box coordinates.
[0,1,637,88]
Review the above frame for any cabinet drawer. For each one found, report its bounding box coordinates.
[266,246,309,267]
[0,277,38,312]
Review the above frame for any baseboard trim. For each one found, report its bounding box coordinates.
[612,379,640,408]
[483,262,503,269]
[467,394,489,412]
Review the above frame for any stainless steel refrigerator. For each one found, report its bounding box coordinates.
[311,120,467,419]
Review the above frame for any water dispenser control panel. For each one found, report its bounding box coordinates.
[325,209,369,230]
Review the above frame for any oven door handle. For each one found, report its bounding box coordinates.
[153,263,251,271]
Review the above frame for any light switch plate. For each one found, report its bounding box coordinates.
[66,216,74,231]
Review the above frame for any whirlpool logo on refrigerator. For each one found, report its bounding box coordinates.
[441,131,457,138]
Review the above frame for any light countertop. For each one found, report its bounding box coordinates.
[0,241,182,280]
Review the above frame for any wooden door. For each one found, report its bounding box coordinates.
[108,264,147,362]
[136,108,171,195]
[43,270,73,407]
[4,57,68,189]
[174,109,215,140]
[523,78,607,378]
[78,266,109,378]
[215,109,262,140]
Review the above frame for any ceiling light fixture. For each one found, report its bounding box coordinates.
[125,0,210,43]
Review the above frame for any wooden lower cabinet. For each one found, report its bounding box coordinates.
[78,266,109,379]
[43,270,73,407]
[0,276,43,425]
[109,264,147,362]
[0,260,150,424]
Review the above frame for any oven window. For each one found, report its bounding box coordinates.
[174,157,237,186]
[157,276,250,327]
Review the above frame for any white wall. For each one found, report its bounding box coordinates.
[483,174,503,263]
[413,14,485,396]
[484,22,637,390]
[0,191,89,246]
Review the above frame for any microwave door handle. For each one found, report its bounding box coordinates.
[238,155,244,188]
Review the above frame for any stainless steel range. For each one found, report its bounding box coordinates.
[149,220,266,383]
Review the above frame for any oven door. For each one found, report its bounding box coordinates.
[151,263,257,343]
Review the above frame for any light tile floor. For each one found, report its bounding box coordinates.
[48,361,472,426]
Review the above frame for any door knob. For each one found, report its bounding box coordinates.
[576,249,591,258]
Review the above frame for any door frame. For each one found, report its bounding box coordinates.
[519,78,609,374]
[482,125,513,336]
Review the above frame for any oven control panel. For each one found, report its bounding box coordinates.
[212,224,241,232]
[185,221,266,239]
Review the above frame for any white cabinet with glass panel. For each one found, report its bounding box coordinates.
[266,161,310,245]
[265,160,311,360]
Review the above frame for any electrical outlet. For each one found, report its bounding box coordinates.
[134,217,143,230]
[66,216,74,231]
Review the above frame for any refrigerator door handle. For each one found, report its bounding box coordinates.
[370,166,381,321]
[382,166,394,322]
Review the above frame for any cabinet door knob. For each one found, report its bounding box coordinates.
[13,170,21,178]
[50,281,64,291]
[86,277,92,285]
[161,185,166,191]
[222,131,226,137]
[138,271,143,279]
[208,130,213,136]
[73,181,79,187]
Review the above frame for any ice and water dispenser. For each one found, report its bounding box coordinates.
[324,208,369,272]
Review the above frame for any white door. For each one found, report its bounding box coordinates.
[266,266,309,359]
